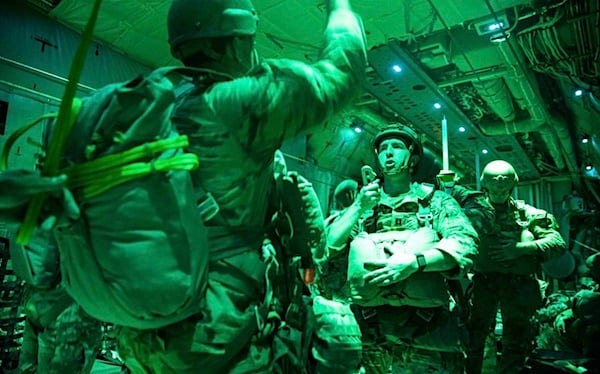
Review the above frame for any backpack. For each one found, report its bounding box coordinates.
[272,171,327,276]
[2,67,211,329]
[268,169,327,370]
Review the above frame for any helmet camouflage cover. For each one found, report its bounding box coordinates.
[372,124,423,158]
[372,124,423,175]
[168,0,259,59]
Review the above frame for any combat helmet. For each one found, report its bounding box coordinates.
[168,0,259,60]
[480,160,519,191]
[372,124,423,159]
[334,179,359,208]
[372,124,423,176]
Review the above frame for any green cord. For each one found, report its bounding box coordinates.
[63,135,190,178]
[80,153,199,199]
[17,0,103,245]
[0,112,57,171]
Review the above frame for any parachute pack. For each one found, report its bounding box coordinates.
[0,0,217,329]
[2,67,211,329]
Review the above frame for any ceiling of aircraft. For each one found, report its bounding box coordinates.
[26,0,600,192]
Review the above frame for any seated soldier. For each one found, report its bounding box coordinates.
[554,253,600,359]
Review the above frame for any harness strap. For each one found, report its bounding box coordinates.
[417,204,433,228]
[205,226,265,262]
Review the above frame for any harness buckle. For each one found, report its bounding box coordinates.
[197,192,220,222]
[416,212,433,227]
[361,307,378,321]
[415,308,436,322]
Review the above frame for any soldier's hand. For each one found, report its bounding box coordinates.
[0,170,82,231]
[355,181,380,213]
[40,187,81,232]
[0,170,67,209]
[363,251,417,286]
[553,309,574,334]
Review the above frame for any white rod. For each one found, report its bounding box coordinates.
[441,115,449,171]
[475,151,481,190]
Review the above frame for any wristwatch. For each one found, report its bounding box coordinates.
[416,254,427,272]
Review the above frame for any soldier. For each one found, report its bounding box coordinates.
[268,150,363,373]
[0,170,102,373]
[327,124,478,373]
[115,0,366,373]
[7,227,102,374]
[466,160,567,374]
[18,286,103,374]
[329,179,359,215]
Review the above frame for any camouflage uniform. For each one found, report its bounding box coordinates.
[338,182,478,373]
[466,198,566,374]
[116,6,366,374]
[447,185,495,234]
[18,285,102,374]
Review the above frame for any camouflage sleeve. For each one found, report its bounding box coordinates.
[526,208,566,261]
[324,207,360,253]
[210,8,366,153]
[462,195,495,236]
[431,191,478,279]
[448,186,494,235]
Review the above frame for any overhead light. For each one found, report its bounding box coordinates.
[350,121,364,134]
[585,163,593,171]
[488,22,504,32]
[433,102,442,109]
[392,65,402,73]
[575,89,584,97]
[474,12,510,36]
[458,126,466,133]
[582,135,589,144]
[482,149,489,154]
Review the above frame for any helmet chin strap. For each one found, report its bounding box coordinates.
[250,48,260,70]
[230,39,260,75]
[387,144,414,175]
[384,155,412,176]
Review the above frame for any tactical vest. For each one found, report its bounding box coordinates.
[347,184,450,308]
[476,199,550,275]
[364,184,435,234]
[488,200,530,251]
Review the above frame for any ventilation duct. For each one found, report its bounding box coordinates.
[475,40,577,174]
[471,78,515,122]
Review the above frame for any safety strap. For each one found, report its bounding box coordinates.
[16,0,103,245]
